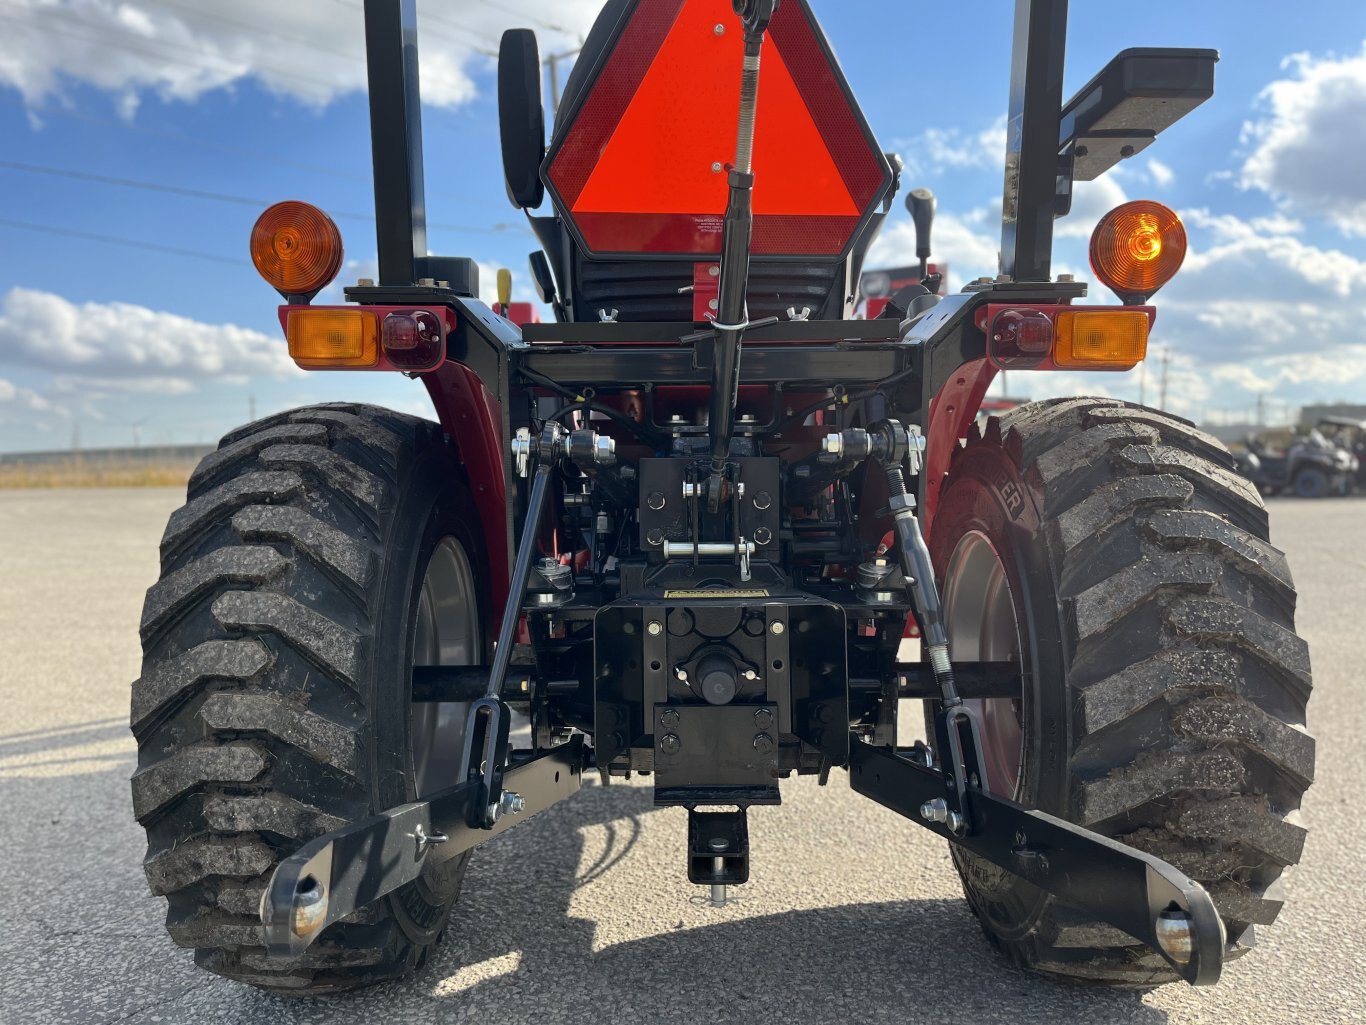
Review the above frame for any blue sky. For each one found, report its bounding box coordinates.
[1,0,1364,451]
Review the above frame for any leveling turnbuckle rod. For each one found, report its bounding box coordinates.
[705,0,780,511]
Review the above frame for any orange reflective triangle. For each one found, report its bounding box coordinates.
[572,0,857,218]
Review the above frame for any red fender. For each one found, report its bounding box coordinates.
[422,364,512,619]
[922,357,998,540]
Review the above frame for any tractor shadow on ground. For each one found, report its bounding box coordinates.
[237,778,1171,1025]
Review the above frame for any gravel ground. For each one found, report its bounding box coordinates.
[0,487,1361,1025]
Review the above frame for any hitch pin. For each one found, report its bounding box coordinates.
[413,823,448,857]
[709,837,729,908]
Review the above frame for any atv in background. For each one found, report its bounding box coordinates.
[1237,427,1357,497]
[1313,416,1366,489]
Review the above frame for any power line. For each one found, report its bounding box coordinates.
[0,160,526,235]
[0,6,352,96]
[0,216,241,265]
[472,0,576,37]
[137,0,368,64]
[0,95,369,183]
[326,0,500,54]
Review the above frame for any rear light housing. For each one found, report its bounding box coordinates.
[251,201,344,299]
[280,306,452,372]
[287,309,378,368]
[1090,200,1187,302]
[981,305,1153,371]
[381,310,446,371]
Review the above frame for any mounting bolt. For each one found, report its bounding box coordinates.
[647,527,665,546]
[753,732,775,754]
[753,707,774,729]
[647,620,663,636]
[753,491,772,510]
[499,791,525,816]
[659,733,681,755]
[357,277,374,287]
[646,491,666,511]
[754,526,772,546]
[822,432,843,457]
[712,161,724,173]
[660,708,680,728]
[713,22,725,35]
[769,621,784,635]
[920,798,949,824]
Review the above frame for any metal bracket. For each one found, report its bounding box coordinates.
[261,737,586,958]
[847,735,1225,985]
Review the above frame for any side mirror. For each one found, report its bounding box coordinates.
[499,29,546,210]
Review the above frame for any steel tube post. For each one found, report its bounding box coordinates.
[999,0,1068,282]
[363,0,428,285]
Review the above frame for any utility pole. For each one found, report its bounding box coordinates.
[249,394,257,422]
[1138,361,1146,407]
[544,47,582,117]
[1256,392,1265,428]
[1159,348,1171,409]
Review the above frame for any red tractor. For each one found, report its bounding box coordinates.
[132,0,1313,994]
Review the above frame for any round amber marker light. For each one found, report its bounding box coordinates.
[1090,200,1186,299]
[251,201,343,296]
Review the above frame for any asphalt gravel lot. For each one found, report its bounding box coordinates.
[1,487,1362,1025]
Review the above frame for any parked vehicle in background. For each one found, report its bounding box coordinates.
[1312,416,1366,489]
[1237,427,1358,497]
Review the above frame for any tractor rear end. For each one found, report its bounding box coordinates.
[130,0,1313,995]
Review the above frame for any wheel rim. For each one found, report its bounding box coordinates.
[410,537,480,797]
[941,531,1024,798]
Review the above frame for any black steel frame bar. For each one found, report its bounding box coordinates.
[363,0,427,286]
[262,738,585,958]
[999,0,1069,282]
[848,737,1224,985]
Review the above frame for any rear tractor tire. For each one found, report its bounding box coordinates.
[131,403,490,993]
[927,398,1314,985]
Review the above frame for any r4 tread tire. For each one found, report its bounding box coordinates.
[929,398,1313,986]
[132,403,486,994]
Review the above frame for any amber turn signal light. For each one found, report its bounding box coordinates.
[251,201,344,298]
[1054,310,1149,369]
[286,309,378,368]
[1090,200,1186,302]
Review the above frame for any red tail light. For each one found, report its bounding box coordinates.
[989,309,1054,368]
[543,0,891,258]
[382,310,445,371]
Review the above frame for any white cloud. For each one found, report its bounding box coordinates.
[1056,175,1129,238]
[0,0,599,113]
[0,287,299,390]
[900,116,1006,177]
[868,209,1000,286]
[1239,42,1366,236]
[0,377,50,411]
[1147,158,1174,188]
